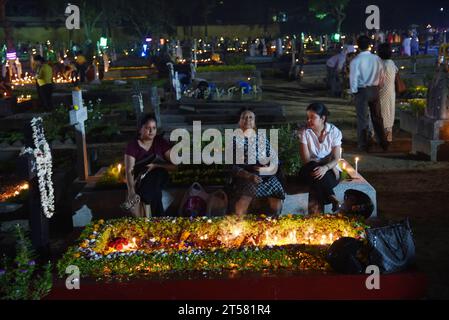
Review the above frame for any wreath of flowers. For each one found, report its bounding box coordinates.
[20,117,55,218]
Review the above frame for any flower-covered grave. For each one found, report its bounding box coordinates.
[57,214,368,279]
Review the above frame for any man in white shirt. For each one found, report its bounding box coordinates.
[326,48,347,96]
[349,35,388,152]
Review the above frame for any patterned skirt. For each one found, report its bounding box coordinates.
[232,175,285,200]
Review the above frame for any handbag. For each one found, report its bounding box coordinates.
[395,72,407,95]
[365,218,415,274]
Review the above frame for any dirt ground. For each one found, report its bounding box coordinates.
[264,76,449,299]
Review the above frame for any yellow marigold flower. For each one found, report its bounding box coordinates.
[89,234,96,239]
[98,219,105,224]
[73,253,80,258]
[80,241,88,248]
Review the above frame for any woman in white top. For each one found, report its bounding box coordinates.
[377,43,398,142]
[298,103,343,213]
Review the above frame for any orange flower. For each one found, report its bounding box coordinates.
[73,253,80,258]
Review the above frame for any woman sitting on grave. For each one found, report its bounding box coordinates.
[231,108,285,216]
[297,103,342,213]
[124,114,176,217]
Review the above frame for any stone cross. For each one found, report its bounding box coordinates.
[69,89,89,181]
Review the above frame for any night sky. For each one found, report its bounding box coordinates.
[5,0,449,33]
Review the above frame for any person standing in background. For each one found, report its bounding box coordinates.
[349,36,388,152]
[34,55,53,111]
[377,43,398,142]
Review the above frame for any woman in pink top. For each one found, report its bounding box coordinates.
[124,114,176,217]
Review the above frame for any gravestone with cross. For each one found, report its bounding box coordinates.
[69,89,89,181]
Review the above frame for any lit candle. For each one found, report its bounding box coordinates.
[355,157,359,176]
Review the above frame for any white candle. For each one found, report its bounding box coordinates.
[355,157,359,176]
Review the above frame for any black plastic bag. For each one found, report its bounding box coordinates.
[326,237,366,274]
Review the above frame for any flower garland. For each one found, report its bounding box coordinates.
[20,117,55,218]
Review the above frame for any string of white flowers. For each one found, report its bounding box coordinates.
[20,117,55,218]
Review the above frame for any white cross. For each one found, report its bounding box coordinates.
[69,90,88,134]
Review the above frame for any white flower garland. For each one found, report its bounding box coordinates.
[20,117,55,218]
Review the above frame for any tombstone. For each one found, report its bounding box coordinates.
[193,39,198,69]
[176,40,183,61]
[149,86,161,125]
[132,83,144,125]
[17,119,50,256]
[249,42,256,57]
[276,38,283,56]
[174,71,182,100]
[90,62,101,84]
[412,64,449,160]
[261,39,267,56]
[69,89,89,181]
[190,62,196,80]
[167,62,175,90]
